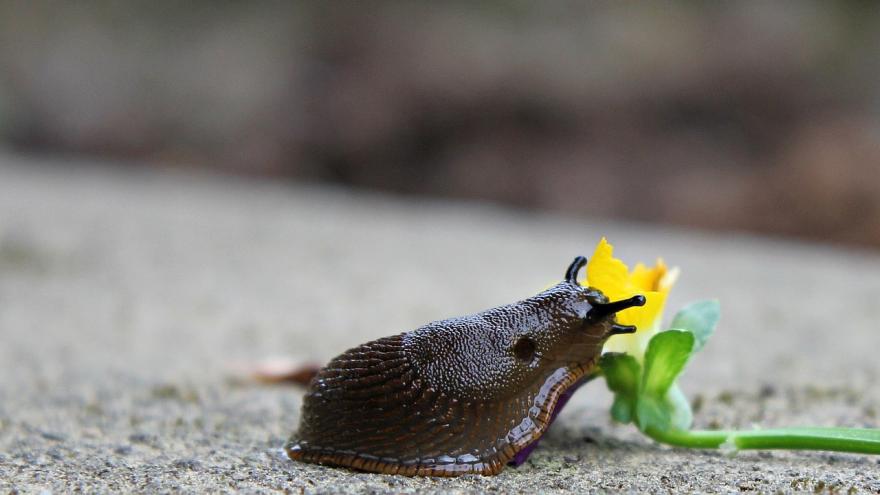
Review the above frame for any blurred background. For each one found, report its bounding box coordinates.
[2,1,879,247]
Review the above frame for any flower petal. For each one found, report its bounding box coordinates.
[586,237,630,301]
[586,238,678,361]
[630,259,668,292]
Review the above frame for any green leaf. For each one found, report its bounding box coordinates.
[641,330,695,399]
[611,396,635,423]
[600,353,640,395]
[600,353,641,425]
[636,394,671,432]
[636,381,694,432]
[669,300,720,353]
[665,383,693,431]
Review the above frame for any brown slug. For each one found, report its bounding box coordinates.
[286,256,645,476]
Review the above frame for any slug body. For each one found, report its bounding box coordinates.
[286,257,644,476]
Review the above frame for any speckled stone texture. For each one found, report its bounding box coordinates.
[1,153,879,493]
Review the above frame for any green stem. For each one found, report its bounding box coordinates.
[645,426,880,455]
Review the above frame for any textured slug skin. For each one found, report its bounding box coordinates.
[286,280,617,476]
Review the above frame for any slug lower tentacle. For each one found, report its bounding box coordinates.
[286,256,644,476]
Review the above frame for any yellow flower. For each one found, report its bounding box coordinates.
[584,238,678,360]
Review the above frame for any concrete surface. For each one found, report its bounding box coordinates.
[1,153,879,493]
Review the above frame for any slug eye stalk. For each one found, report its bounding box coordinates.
[586,295,646,324]
[565,256,588,284]
[608,323,638,336]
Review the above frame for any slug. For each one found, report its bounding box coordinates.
[286,256,645,476]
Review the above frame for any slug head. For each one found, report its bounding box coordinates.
[406,256,645,401]
[567,255,646,336]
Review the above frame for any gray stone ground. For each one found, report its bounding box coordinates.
[1,153,879,494]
